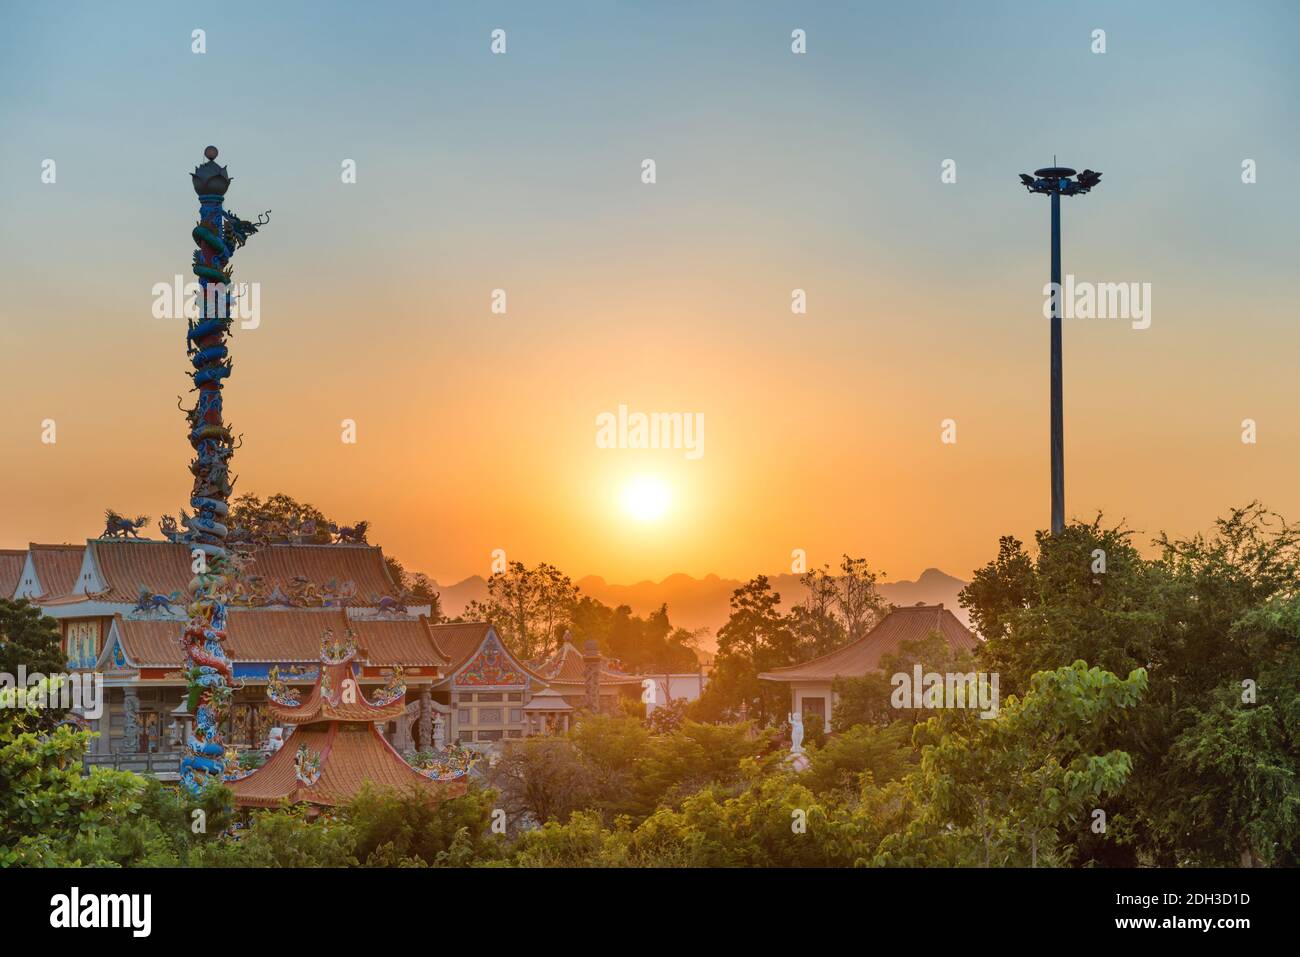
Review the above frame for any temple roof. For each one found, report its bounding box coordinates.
[759,604,978,683]
[0,549,25,598]
[532,640,643,686]
[20,544,85,600]
[266,648,406,724]
[90,539,398,603]
[428,622,546,688]
[427,621,495,670]
[87,540,191,600]
[227,723,460,808]
[522,686,573,711]
[109,609,447,670]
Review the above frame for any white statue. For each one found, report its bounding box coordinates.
[267,727,285,753]
[433,712,446,751]
[789,712,804,755]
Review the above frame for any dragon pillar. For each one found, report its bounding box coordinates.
[178,146,268,794]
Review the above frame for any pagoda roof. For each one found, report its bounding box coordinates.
[268,662,405,723]
[0,549,26,599]
[758,604,978,683]
[532,641,643,686]
[227,722,461,808]
[109,609,447,670]
[522,687,573,711]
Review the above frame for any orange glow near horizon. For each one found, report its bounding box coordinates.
[2,6,1298,589]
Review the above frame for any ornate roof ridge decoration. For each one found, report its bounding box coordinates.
[408,742,479,781]
[455,631,528,687]
[370,666,406,707]
[293,744,323,786]
[264,625,406,724]
[101,509,150,540]
[131,586,182,616]
[320,626,358,664]
[266,665,302,708]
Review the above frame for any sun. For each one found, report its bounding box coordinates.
[620,475,671,523]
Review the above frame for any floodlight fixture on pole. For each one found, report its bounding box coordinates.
[1018,164,1102,535]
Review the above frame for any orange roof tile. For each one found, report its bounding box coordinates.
[113,609,447,669]
[110,615,186,668]
[89,540,191,601]
[428,621,494,670]
[759,604,979,682]
[349,615,448,667]
[533,641,643,686]
[0,549,26,599]
[269,655,406,724]
[26,544,85,599]
[89,540,399,604]
[245,544,398,603]
[228,723,462,808]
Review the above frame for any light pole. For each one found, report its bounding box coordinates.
[1018,165,1102,534]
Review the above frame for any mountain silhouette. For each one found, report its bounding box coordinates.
[432,567,969,651]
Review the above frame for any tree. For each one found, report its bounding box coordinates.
[693,576,797,724]
[0,599,67,731]
[227,491,335,543]
[347,783,502,866]
[485,736,596,828]
[788,565,845,658]
[878,662,1147,867]
[384,556,443,619]
[961,505,1300,866]
[0,682,147,866]
[1157,593,1300,866]
[465,561,578,660]
[831,555,892,645]
[803,721,915,798]
[788,556,891,660]
[569,596,699,673]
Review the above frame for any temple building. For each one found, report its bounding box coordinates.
[531,638,645,711]
[759,603,978,731]
[4,537,656,773]
[417,621,544,747]
[227,628,464,808]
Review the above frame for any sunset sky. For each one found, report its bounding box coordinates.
[2,1,1298,587]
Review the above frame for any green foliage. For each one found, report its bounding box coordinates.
[0,692,146,866]
[6,505,1299,869]
[462,561,578,659]
[347,783,503,866]
[962,504,1300,866]
[189,803,357,867]
[803,722,915,797]
[878,661,1146,867]
[0,599,68,731]
[833,631,980,731]
[228,491,335,543]
[693,575,797,724]
[645,695,688,734]
[570,598,699,673]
